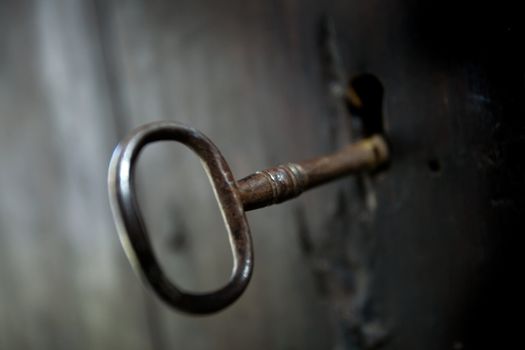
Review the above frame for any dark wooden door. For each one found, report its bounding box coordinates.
[1,0,523,349]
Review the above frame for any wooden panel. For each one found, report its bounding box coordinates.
[94,0,335,349]
[0,0,151,348]
[3,0,523,349]
[1,0,334,348]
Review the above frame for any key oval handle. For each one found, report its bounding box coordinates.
[108,121,253,314]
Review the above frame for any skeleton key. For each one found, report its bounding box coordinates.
[108,121,388,314]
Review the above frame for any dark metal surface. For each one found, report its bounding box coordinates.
[318,2,525,349]
[108,121,388,314]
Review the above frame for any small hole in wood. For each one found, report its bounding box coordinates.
[428,158,442,173]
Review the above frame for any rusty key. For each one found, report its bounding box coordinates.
[108,121,388,314]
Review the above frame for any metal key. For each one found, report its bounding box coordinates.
[108,121,388,314]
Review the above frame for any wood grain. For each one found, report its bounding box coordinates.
[1,0,333,349]
[4,1,522,349]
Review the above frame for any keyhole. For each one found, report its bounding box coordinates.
[346,74,385,137]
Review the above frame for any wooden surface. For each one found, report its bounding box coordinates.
[2,1,524,350]
[1,0,334,349]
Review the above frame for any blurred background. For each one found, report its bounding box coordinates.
[2,0,524,349]
[1,0,335,349]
